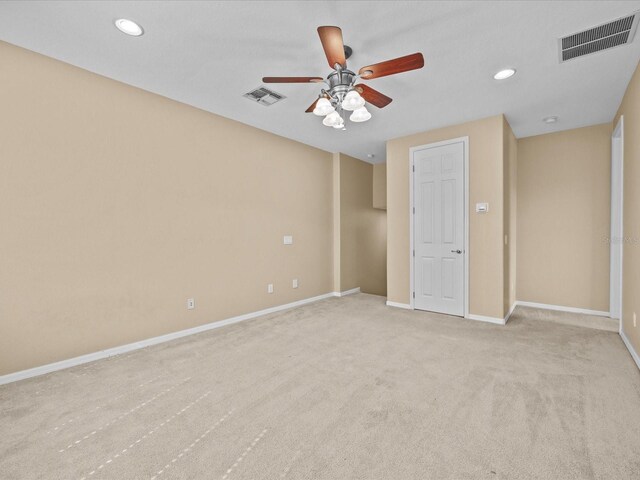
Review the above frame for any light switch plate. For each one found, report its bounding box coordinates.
[476,203,489,213]
[283,235,293,245]
[187,298,195,310]
[267,284,274,294]
[292,278,299,289]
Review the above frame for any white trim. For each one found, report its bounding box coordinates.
[464,303,517,326]
[515,301,609,317]
[409,144,415,309]
[409,136,469,316]
[504,302,517,324]
[334,287,361,297]
[464,138,470,319]
[611,116,624,321]
[465,314,506,325]
[620,329,640,371]
[0,291,351,386]
[386,301,412,310]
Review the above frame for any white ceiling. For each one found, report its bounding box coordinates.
[1,1,639,163]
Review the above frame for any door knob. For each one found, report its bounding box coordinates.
[451,249,462,254]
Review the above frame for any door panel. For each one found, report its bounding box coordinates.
[413,141,465,316]
[441,179,455,244]
[421,182,434,243]
[441,257,455,299]
[420,256,434,297]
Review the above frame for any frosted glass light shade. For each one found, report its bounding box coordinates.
[323,111,343,127]
[313,98,334,116]
[341,90,365,111]
[349,106,371,123]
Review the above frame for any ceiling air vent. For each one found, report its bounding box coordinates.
[243,86,286,106]
[559,12,639,62]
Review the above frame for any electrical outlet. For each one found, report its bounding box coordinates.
[267,284,274,294]
[292,278,299,289]
[187,298,195,310]
[634,312,637,328]
[476,203,489,213]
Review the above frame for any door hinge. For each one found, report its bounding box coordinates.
[412,165,415,172]
[412,207,415,214]
[413,249,415,257]
[413,292,415,298]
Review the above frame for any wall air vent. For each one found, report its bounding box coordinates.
[243,86,286,106]
[559,12,639,62]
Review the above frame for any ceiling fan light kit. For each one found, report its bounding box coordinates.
[350,106,371,123]
[341,90,365,111]
[312,97,334,116]
[323,111,343,127]
[262,26,424,131]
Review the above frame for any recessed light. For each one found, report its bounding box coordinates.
[543,116,558,124]
[114,18,144,36]
[493,68,516,80]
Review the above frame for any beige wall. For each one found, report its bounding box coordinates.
[614,60,640,356]
[0,42,334,375]
[336,154,387,296]
[387,115,506,318]
[503,119,518,314]
[372,163,387,210]
[516,124,611,312]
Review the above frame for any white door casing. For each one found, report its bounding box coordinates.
[412,140,466,316]
[611,116,623,322]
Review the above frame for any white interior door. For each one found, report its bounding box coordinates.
[413,141,465,316]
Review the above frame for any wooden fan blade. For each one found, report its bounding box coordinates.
[305,98,319,113]
[317,26,346,69]
[354,84,393,108]
[358,53,424,79]
[262,77,324,83]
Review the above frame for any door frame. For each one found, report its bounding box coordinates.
[409,136,469,316]
[611,116,624,324]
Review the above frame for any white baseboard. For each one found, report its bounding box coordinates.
[466,313,506,325]
[387,303,510,325]
[516,301,609,317]
[504,303,517,324]
[334,287,361,297]
[386,301,412,310]
[620,328,640,371]
[0,290,354,386]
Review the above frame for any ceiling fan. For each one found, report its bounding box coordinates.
[262,26,424,130]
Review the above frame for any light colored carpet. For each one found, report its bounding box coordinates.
[1,293,639,480]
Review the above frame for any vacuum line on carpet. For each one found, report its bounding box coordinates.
[221,428,268,480]
[149,409,235,480]
[77,389,213,480]
[47,374,165,435]
[58,376,191,453]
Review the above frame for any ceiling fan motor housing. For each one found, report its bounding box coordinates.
[327,69,356,104]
